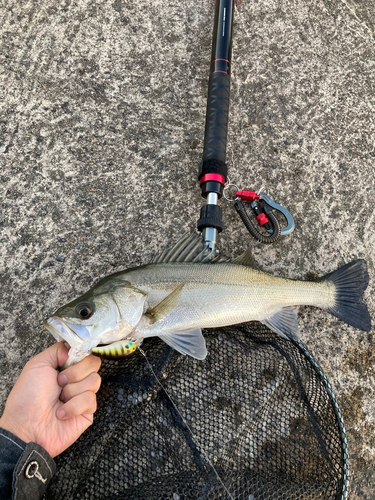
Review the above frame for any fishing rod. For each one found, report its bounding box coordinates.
[198,0,295,252]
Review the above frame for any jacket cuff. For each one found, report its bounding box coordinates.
[0,428,26,499]
[0,427,56,500]
[13,441,56,500]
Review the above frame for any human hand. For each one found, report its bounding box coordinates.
[0,342,101,458]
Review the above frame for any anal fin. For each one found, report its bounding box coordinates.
[261,306,300,340]
[159,327,207,360]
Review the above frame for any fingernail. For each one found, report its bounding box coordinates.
[57,408,66,419]
[59,392,66,403]
[58,374,68,387]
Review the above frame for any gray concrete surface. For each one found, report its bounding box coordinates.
[0,0,374,497]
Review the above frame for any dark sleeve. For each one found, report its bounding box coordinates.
[0,428,56,500]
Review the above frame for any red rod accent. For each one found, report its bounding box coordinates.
[211,70,230,74]
[212,58,231,64]
[200,173,226,186]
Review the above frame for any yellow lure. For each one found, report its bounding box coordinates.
[92,340,137,359]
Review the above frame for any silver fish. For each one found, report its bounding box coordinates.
[44,232,371,366]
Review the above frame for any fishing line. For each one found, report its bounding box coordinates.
[138,347,235,500]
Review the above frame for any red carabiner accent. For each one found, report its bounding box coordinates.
[256,213,269,226]
[236,190,261,202]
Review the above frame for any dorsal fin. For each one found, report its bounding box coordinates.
[151,232,215,264]
[231,248,257,268]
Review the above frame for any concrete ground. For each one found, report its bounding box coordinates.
[1,0,374,497]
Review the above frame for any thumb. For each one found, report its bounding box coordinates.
[31,342,69,370]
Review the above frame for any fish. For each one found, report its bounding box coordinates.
[43,232,371,367]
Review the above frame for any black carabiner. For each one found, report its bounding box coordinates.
[234,190,295,244]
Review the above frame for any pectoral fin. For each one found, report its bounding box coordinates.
[261,306,300,340]
[147,283,185,323]
[159,327,207,360]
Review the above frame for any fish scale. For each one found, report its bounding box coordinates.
[43,233,370,366]
[125,263,333,327]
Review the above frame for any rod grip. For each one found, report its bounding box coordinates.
[202,71,231,164]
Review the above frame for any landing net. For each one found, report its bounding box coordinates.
[45,323,348,500]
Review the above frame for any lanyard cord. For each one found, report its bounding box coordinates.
[138,347,235,500]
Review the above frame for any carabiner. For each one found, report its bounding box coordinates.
[259,193,295,236]
[234,188,295,244]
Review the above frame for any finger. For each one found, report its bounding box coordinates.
[56,391,97,420]
[60,372,101,403]
[28,342,69,371]
[58,354,101,387]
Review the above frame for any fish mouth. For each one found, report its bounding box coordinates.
[43,317,88,345]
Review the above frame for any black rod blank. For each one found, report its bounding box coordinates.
[197,0,234,250]
[201,0,234,169]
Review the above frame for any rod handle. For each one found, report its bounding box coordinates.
[201,71,231,165]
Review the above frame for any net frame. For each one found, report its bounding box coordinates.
[45,324,349,500]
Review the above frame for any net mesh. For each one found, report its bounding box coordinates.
[45,323,348,500]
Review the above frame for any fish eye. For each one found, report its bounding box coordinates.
[76,304,92,319]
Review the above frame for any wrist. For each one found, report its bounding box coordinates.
[0,414,31,444]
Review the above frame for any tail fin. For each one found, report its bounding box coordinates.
[320,259,371,331]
